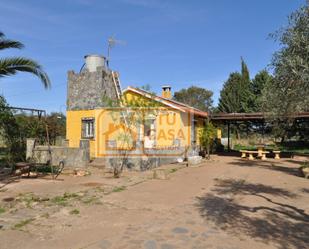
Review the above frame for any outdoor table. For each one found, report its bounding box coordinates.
[256,144,265,157]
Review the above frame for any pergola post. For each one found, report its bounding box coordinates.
[227,122,231,151]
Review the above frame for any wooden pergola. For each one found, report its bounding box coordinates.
[5,106,46,119]
[210,112,309,151]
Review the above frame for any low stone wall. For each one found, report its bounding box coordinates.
[104,146,188,171]
[27,139,90,168]
[107,156,177,171]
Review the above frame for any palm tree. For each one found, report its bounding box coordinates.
[0,31,50,88]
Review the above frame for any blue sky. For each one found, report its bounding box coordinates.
[0,0,305,113]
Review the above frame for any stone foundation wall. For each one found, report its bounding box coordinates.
[104,146,188,171]
[107,156,177,171]
[27,139,90,168]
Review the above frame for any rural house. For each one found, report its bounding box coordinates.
[66,55,208,167]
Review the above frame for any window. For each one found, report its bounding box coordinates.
[144,122,151,137]
[192,119,198,144]
[144,118,155,138]
[82,118,95,139]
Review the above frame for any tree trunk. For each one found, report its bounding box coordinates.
[206,144,210,160]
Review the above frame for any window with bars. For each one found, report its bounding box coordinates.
[82,118,95,139]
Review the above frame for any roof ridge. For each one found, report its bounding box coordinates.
[123,86,208,117]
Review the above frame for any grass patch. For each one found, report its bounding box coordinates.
[233,144,257,151]
[13,218,35,229]
[69,209,80,215]
[94,186,104,193]
[51,196,68,206]
[63,192,79,198]
[0,207,6,214]
[234,142,309,155]
[82,195,100,204]
[17,192,39,208]
[112,186,126,193]
[50,192,80,206]
[169,168,178,173]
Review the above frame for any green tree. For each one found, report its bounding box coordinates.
[173,86,213,112]
[199,121,216,159]
[262,3,309,140]
[218,58,253,113]
[45,113,66,145]
[0,96,24,163]
[15,112,66,146]
[240,57,254,112]
[263,3,309,115]
[241,57,250,83]
[218,72,243,113]
[0,31,50,88]
[251,70,274,112]
[15,115,45,143]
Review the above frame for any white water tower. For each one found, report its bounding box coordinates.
[84,54,106,72]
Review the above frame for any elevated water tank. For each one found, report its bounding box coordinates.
[84,54,106,72]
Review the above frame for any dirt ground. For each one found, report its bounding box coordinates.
[0,155,308,249]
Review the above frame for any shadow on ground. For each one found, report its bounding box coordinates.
[301,188,309,194]
[0,176,20,189]
[195,179,309,249]
[228,158,302,177]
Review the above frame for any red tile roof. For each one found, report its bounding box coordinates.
[123,86,208,118]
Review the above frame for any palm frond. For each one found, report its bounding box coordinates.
[0,57,50,89]
[0,39,24,50]
[0,31,24,50]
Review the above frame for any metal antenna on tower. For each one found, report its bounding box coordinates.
[107,36,126,68]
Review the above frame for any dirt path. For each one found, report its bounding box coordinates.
[0,156,308,249]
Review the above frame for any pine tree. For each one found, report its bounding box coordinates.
[218,72,243,113]
[240,57,254,112]
[218,58,253,113]
[251,70,274,112]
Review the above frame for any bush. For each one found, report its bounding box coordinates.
[0,96,25,164]
[199,121,216,159]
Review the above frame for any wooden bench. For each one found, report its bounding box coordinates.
[273,150,281,159]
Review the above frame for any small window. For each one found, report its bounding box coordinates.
[144,118,155,137]
[82,118,95,139]
[144,122,151,137]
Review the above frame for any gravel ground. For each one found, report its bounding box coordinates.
[0,155,308,249]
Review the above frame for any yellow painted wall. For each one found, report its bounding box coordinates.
[155,111,191,147]
[95,109,138,156]
[123,91,191,147]
[66,90,206,158]
[66,110,96,158]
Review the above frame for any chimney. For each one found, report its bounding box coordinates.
[162,85,172,99]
